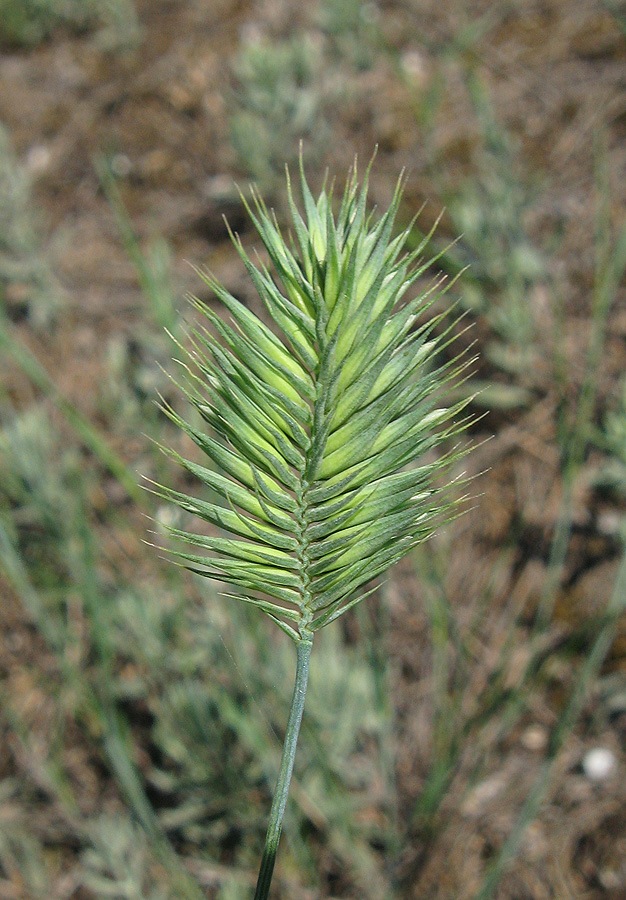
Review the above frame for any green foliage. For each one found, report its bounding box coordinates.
[0,124,60,329]
[229,35,329,193]
[0,407,76,600]
[0,0,140,48]
[228,10,387,191]
[317,0,382,69]
[0,779,50,899]
[408,73,546,408]
[81,816,169,900]
[445,76,545,364]
[155,161,472,642]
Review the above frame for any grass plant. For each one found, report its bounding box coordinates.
[405,72,547,411]
[317,0,382,70]
[0,123,60,329]
[445,75,545,358]
[229,36,329,196]
[153,159,473,896]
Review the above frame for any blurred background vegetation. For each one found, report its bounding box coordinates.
[1,1,626,898]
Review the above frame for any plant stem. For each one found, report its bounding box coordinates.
[254,636,313,900]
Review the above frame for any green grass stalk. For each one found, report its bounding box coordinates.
[254,636,313,899]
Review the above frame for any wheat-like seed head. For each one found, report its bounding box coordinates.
[151,158,473,641]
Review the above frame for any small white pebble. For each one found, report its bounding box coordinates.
[582,747,616,781]
[25,144,51,174]
[521,724,548,752]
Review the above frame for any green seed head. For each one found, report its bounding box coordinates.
[153,157,474,641]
